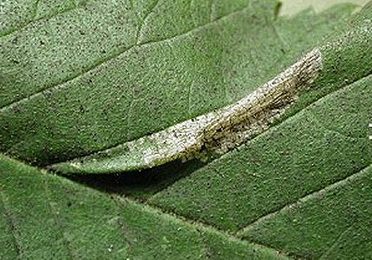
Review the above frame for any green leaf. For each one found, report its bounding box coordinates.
[49,1,370,174]
[237,164,372,259]
[1,0,372,259]
[0,0,360,165]
[148,73,372,229]
[0,155,287,259]
[51,48,324,173]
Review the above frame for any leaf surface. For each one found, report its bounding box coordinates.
[0,0,359,165]
[1,0,372,259]
[0,155,287,259]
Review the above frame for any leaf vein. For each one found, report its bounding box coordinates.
[136,0,160,44]
[115,195,293,259]
[319,225,354,259]
[0,0,91,38]
[43,178,75,259]
[0,3,250,112]
[235,163,372,236]
[0,190,22,259]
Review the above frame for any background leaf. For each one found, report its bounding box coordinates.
[1,0,371,259]
[0,155,288,259]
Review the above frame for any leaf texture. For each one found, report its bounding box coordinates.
[0,0,372,259]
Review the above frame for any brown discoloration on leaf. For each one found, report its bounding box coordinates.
[51,48,322,174]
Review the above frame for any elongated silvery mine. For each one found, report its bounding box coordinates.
[52,48,322,174]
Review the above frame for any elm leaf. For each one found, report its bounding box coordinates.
[0,0,371,259]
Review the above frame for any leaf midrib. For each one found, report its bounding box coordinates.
[0,155,292,259]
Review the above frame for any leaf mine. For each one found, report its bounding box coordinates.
[51,48,322,174]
